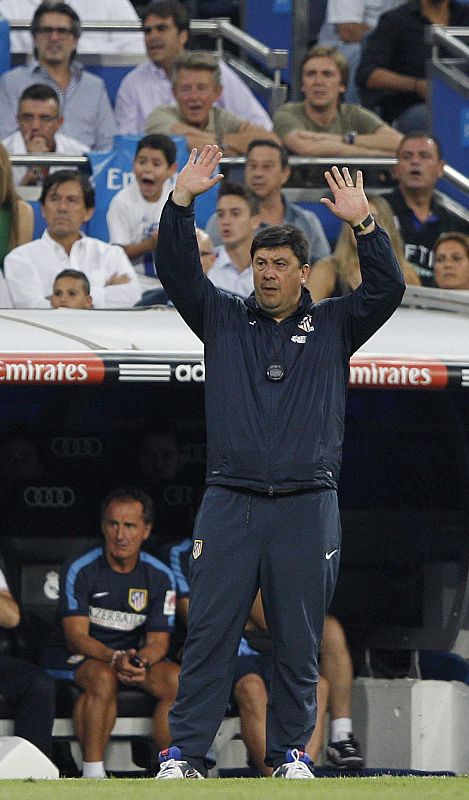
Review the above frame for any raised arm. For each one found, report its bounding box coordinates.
[156,145,225,338]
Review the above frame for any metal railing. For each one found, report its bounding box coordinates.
[8,18,289,115]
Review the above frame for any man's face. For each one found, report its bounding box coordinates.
[134,147,176,202]
[434,239,469,290]
[17,98,62,150]
[196,228,216,274]
[173,68,222,128]
[301,56,345,111]
[33,12,78,67]
[42,180,93,241]
[253,246,310,321]
[216,195,259,249]
[245,145,290,201]
[394,137,444,192]
[102,499,151,571]
[51,276,92,308]
[143,14,188,71]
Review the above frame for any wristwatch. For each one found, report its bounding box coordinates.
[351,214,374,233]
[343,130,357,145]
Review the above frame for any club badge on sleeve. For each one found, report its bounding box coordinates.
[192,539,203,560]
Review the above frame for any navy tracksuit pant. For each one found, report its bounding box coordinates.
[169,485,341,772]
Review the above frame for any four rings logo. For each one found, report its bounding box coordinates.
[51,437,103,458]
[24,487,76,508]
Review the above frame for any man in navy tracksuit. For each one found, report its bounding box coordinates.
[154,145,405,779]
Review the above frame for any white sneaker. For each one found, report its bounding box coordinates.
[155,747,204,780]
[272,748,315,779]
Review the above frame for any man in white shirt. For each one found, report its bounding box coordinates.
[318,0,404,102]
[4,170,141,308]
[115,0,273,135]
[2,83,89,186]
[0,0,145,54]
[208,182,261,298]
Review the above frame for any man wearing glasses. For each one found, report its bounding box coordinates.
[2,83,89,186]
[0,1,115,149]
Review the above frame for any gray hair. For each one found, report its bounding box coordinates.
[172,50,221,87]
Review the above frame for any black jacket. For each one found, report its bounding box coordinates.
[388,187,469,284]
[356,0,469,124]
[156,197,405,493]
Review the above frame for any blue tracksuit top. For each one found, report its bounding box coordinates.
[156,196,405,493]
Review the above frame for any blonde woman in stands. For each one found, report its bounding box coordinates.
[307,195,419,301]
[0,143,33,306]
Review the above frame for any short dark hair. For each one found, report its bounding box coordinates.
[136,134,177,165]
[40,170,95,209]
[246,139,289,170]
[141,1,190,33]
[31,2,81,38]
[101,487,155,526]
[217,181,260,217]
[397,131,443,161]
[19,83,60,108]
[251,224,309,266]
[53,269,90,295]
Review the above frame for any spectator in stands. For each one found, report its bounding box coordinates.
[115,0,273,135]
[107,134,177,277]
[237,594,363,772]
[388,132,469,285]
[44,488,178,779]
[205,139,331,265]
[2,83,89,187]
[4,170,141,308]
[1,0,146,55]
[273,46,401,186]
[196,227,216,275]
[0,560,56,760]
[317,1,404,103]
[308,195,420,300]
[0,141,33,272]
[207,182,260,297]
[434,232,469,291]
[144,51,278,156]
[356,0,469,132]
[0,2,116,149]
[50,268,93,308]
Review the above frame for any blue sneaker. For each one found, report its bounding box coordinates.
[272,749,315,779]
[155,746,204,780]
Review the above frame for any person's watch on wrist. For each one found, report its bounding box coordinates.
[343,130,357,145]
[351,213,374,234]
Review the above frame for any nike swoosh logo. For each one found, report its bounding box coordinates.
[249,320,256,325]
[92,592,109,598]
[325,549,338,560]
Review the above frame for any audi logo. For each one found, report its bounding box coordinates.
[23,486,76,508]
[51,437,103,458]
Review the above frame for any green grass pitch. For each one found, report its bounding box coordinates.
[0,776,469,799]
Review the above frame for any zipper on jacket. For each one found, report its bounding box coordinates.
[268,486,273,496]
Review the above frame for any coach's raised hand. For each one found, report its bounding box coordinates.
[172,145,224,208]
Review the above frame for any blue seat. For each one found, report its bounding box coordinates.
[297,201,342,249]
[84,64,136,107]
[0,19,10,76]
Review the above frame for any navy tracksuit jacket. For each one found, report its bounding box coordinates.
[156,196,405,771]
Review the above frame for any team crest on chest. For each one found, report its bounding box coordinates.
[128,589,148,612]
[298,314,314,333]
[192,539,204,560]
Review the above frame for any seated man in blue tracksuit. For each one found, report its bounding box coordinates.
[154,145,405,780]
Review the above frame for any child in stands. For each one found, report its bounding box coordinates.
[107,134,177,277]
